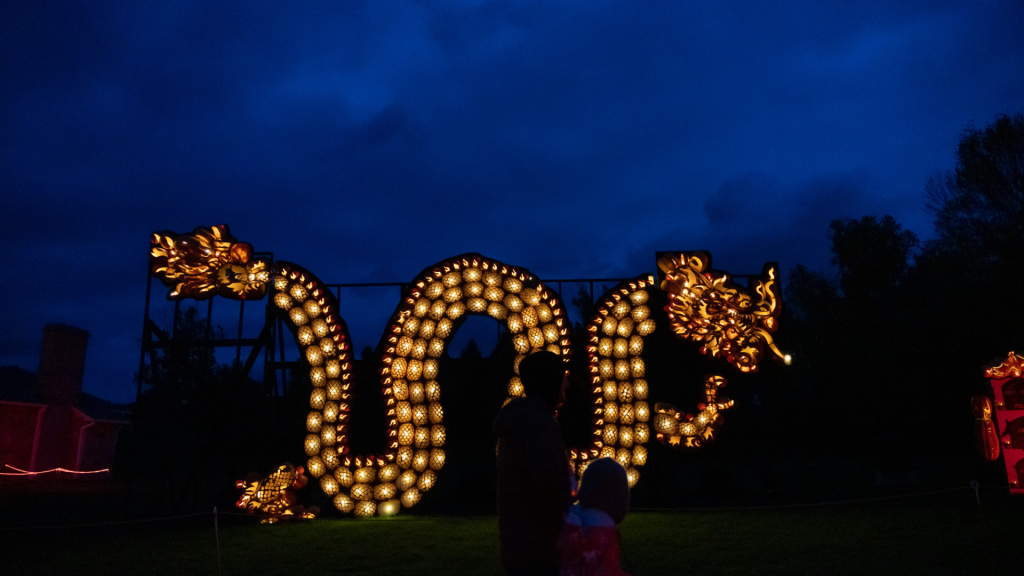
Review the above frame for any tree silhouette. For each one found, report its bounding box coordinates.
[828,215,918,305]
[459,338,482,359]
[928,113,1024,266]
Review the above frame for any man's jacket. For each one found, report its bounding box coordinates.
[494,396,574,571]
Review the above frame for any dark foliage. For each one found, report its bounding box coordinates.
[459,338,482,359]
[127,307,304,514]
[770,113,1024,493]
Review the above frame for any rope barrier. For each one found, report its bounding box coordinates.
[0,464,111,476]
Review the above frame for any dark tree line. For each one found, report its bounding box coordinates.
[778,113,1024,488]
[631,113,1024,504]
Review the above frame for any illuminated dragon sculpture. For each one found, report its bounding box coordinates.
[150,225,786,517]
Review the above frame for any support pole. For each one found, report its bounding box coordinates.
[236,300,245,364]
[207,298,214,338]
[172,300,180,337]
[277,316,287,396]
[137,267,153,400]
[214,506,223,576]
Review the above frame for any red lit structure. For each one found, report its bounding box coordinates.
[0,324,129,476]
[983,352,1024,495]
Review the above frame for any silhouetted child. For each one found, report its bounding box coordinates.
[557,458,631,576]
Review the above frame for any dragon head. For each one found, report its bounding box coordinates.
[150,224,270,300]
[657,251,787,373]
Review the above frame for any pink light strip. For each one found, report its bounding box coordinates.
[1,464,110,476]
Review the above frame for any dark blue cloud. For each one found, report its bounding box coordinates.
[2,0,1022,402]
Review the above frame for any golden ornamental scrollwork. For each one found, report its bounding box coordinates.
[657,251,785,373]
[150,224,269,300]
[652,375,734,448]
[235,462,319,523]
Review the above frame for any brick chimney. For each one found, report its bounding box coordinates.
[37,323,90,407]
[32,324,90,471]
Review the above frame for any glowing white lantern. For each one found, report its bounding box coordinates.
[303,300,321,318]
[274,293,293,310]
[396,470,417,491]
[334,467,354,487]
[306,412,322,432]
[354,501,376,517]
[418,470,437,491]
[425,380,441,401]
[392,358,408,379]
[425,281,444,300]
[631,305,650,322]
[374,483,397,500]
[320,475,339,496]
[637,319,656,336]
[419,319,436,339]
[443,286,462,303]
[535,304,553,323]
[635,401,650,422]
[429,300,447,320]
[306,345,324,366]
[503,294,524,313]
[633,379,648,399]
[307,457,325,478]
[334,493,354,513]
[412,450,430,472]
[304,434,321,456]
[603,381,617,401]
[312,319,329,338]
[409,383,425,403]
[290,307,309,326]
[487,302,508,320]
[401,488,421,508]
[446,301,466,319]
[378,499,401,516]
[414,298,431,317]
[520,288,540,306]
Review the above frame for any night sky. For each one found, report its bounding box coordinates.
[2,1,1022,404]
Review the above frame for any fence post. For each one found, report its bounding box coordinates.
[214,506,222,576]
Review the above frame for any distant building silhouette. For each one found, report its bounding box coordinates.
[0,324,129,474]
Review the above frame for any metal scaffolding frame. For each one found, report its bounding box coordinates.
[138,258,765,402]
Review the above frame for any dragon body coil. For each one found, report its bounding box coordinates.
[149,225,784,517]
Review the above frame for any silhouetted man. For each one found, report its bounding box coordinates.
[493,350,573,576]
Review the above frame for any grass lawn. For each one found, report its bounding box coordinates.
[1,486,1021,575]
